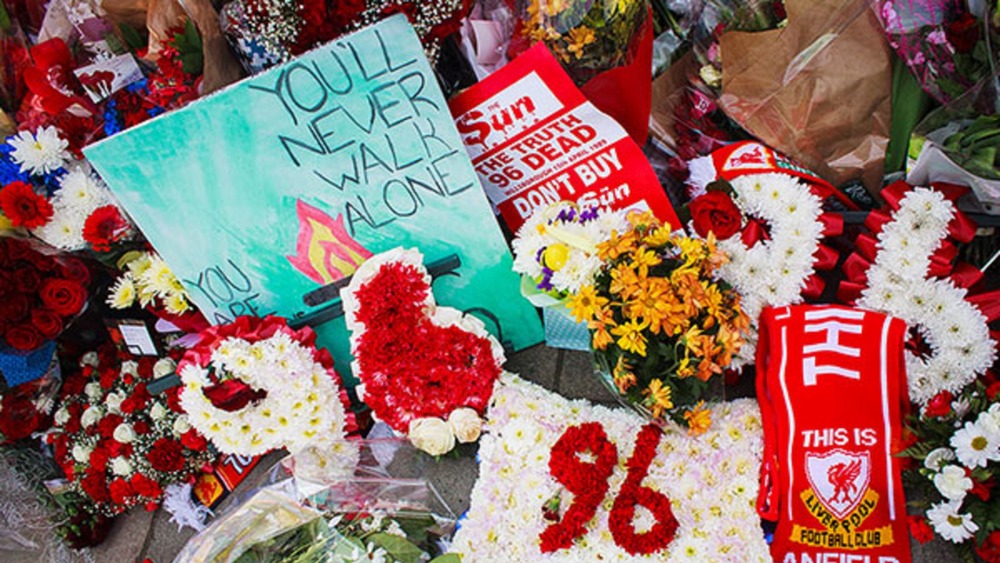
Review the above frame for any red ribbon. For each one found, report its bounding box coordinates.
[801,274,825,299]
[855,233,879,263]
[819,213,843,237]
[836,281,866,305]
[950,262,983,289]
[863,210,891,235]
[929,182,970,201]
[880,180,912,210]
[842,252,871,285]
[949,212,977,244]
[969,290,1000,323]
[741,218,770,247]
[813,244,840,271]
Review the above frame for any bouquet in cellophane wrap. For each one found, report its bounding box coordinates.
[175,439,457,563]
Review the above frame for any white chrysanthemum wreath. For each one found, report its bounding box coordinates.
[178,316,357,469]
[857,187,996,404]
[710,173,827,366]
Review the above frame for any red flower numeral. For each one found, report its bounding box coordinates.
[540,423,678,555]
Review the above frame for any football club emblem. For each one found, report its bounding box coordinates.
[805,449,871,520]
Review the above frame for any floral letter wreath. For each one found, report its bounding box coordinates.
[692,173,842,366]
[178,315,357,464]
[842,182,998,404]
[342,248,505,455]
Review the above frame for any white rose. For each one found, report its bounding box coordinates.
[54,407,70,426]
[934,464,973,501]
[113,423,136,444]
[80,352,99,367]
[80,405,103,428]
[149,402,168,421]
[105,391,125,414]
[84,382,102,401]
[111,456,132,476]
[153,358,176,378]
[120,360,138,378]
[408,417,455,456]
[173,415,191,436]
[448,408,482,444]
[72,444,92,463]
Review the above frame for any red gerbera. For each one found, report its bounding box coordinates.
[0,181,53,228]
[82,205,131,252]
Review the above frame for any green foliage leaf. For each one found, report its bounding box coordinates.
[173,19,203,76]
[119,23,146,52]
[429,554,462,563]
[886,56,932,173]
[369,532,424,563]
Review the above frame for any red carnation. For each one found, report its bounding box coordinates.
[108,478,135,505]
[120,384,150,414]
[130,473,162,499]
[39,278,87,316]
[147,438,185,472]
[924,390,953,417]
[108,440,133,458]
[180,429,207,451]
[4,323,44,350]
[80,471,110,503]
[689,191,742,240]
[30,307,63,339]
[97,414,124,439]
[134,420,151,435]
[0,181,53,228]
[977,530,1000,563]
[99,367,117,390]
[907,515,934,544]
[82,205,131,252]
[89,445,111,473]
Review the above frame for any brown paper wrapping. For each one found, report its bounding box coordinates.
[100,0,149,32]
[177,0,241,94]
[719,0,891,193]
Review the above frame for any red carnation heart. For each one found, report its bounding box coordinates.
[344,249,503,433]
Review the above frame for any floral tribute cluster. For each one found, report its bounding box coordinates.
[902,375,1000,561]
[451,374,770,561]
[0,237,89,352]
[178,315,357,470]
[343,248,505,455]
[107,250,196,318]
[568,210,749,432]
[45,345,214,516]
[0,371,60,443]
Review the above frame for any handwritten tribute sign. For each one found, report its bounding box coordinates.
[85,15,542,379]
[449,43,680,233]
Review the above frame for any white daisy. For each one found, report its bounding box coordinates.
[927,499,978,543]
[7,126,71,175]
[951,420,999,468]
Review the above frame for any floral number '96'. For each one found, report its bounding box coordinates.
[540,423,679,555]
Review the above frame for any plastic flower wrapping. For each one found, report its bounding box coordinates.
[44,345,215,516]
[567,209,749,432]
[178,315,358,475]
[176,439,458,563]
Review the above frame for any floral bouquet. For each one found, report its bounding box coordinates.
[0,125,137,252]
[105,250,207,332]
[873,0,999,105]
[0,368,60,443]
[177,315,358,476]
[509,0,649,84]
[45,345,215,516]
[569,209,749,433]
[901,376,1000,561]
[0,237,89,355]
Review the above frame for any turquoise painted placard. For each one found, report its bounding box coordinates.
[84,15,543,381]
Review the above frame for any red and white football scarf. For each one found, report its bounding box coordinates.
[756,304,911,563]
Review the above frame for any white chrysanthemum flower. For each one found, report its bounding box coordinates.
[32,209,86,251]
[925,447,957,471]
[7,126,71,175]
[163,291,190,315]
[951,421,999,469]
[57,166,112,212]
[928,499,978,543]
[107,274,137,309]
[139,254,178,297]
[934,465,973,501]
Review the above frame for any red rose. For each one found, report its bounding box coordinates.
[39,278,87,316]
[108,477,135,506]
[181,429,207,451]
[58,256,91,285]
[0,292,30,324]
[130,473,162,499]
[978,530,1000,563]
[946,12,980,54]
[82,205,132,252]
[0,181,53,228]
[202,379,267,412]
[147,438,185,472]
[30,307,63,339]
[907,515,934,544]
[688,191,742,240]
[27,251,56,272]
[4,323,44,350]
[80,470,110,503]
[12,266,41,293]
[924,390,953,417]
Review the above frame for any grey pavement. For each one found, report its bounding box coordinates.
[8,346,963,562]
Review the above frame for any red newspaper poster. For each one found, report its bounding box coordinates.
[449,43,679,233]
